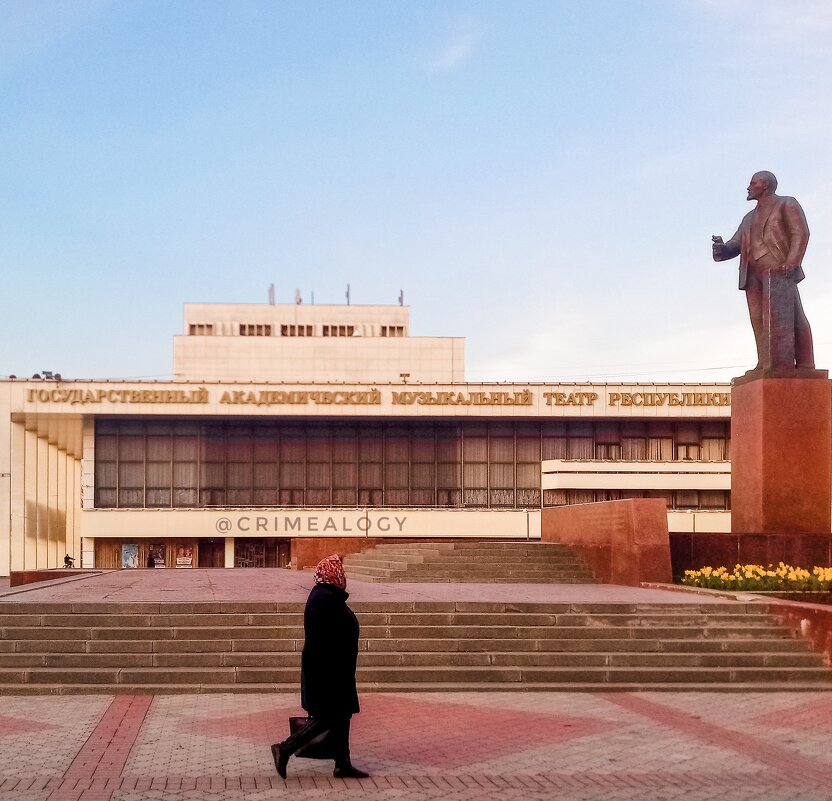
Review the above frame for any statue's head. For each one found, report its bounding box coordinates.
[747,171,778,200]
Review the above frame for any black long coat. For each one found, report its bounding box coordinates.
[300,582,360,718]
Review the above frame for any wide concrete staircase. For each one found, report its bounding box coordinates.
[0,600,829,694]
[343,541,595,583]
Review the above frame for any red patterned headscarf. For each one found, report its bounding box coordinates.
[314,554,347,590]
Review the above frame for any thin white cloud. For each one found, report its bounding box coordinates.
[690,0,832,53]
[424,20,480,72]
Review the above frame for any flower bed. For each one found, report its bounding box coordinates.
[682,563,832,592]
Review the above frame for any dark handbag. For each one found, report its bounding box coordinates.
[288,716,335,760]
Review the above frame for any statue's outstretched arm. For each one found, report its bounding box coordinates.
[712,230,741,261]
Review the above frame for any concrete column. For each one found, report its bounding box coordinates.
[1,417,15,577]
[57,446,67,564]
[24,429,38,569]
[36,436,48,567]
[81,536,95,569]
[9,423,26,572]
[47,440,58,567]
[81,418,95,510]
[71,456,82,560]
[224,537,235,568]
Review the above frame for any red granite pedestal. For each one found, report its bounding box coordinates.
[730,374,832,565]
[541,498,671,586]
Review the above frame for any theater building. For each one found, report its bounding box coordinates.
[0,302,733,577]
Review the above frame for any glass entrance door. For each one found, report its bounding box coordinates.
[233,539,290,567]
[234,539,266,568]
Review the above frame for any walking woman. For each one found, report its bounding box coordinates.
[272,554,369,779]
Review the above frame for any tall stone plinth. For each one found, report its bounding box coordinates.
[731,375,832,564]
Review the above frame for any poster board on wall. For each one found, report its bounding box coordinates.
[149,544,165,568]
[175,544,193,568]
[121,544,139,569]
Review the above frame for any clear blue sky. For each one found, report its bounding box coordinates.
[2,0,831,382]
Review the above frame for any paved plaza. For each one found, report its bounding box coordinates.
[2,570,831,799]
[1,690,832,800]
[0,568,724,605]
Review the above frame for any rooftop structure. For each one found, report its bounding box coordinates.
[174,302,464,383]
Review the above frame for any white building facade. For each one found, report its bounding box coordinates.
[0,303,733,575]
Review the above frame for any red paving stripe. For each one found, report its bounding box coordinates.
[46,695,152,800]
[601,693,832,786]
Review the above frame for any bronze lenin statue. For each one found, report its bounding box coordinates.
[712,171,815,376]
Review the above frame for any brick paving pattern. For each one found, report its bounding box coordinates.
[2,570,831,798]
[1,692,831,800]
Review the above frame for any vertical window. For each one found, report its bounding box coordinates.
[226,425,253,505]
[306,425,332,506]
[462,425,487,507]
[516,424,541,507]
[253,431,279,506]
[410,428,436,506]
[488,428,515,507]
[172,426,198,506]
[383,426,410,506]
[94,425,118,507]
[279,425,305,506]
[117,425,145,507]
[332,427,358,506]
[358,425,383,506]
[146,424,172,507]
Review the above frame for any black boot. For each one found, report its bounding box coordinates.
[334,762,370,779]
[271,743,290,779]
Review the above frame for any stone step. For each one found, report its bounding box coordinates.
[346,561,591,571]
[3,663,826,687]
[0,610,786,632]
[346,553,586,564]
[355,625,797,640]
[349,563,592,575]
[2,635,810,658]
[5,680,832,695]
[1,649,821,670]
[0,683,299,696]
[0,622,794,643]
[344,558,425,570]
[346,551,590,561]
[0,600,774,615]
[352,611,790,626]
[370,542,576,552]
[0,612,791,633]
[364,637,812,653]
[344,569,594,581]
[346,569,594,578]
[0,598,824,693]
[345,561,593,574]
[344,541,596,583]
[363,665,832,684]
[404,556,590,565]
[359,559,585,567]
